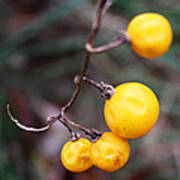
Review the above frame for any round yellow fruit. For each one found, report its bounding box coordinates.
[61,138,93,172]
[90,132,130,172]
[127,13,173,58]
[104,82,159,139]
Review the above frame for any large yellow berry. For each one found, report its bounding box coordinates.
[127,13,173,58]
[90,132,130,172]
[104,82,159,139]
[61,138,93,172]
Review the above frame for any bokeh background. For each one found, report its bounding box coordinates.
[0,0,180,179]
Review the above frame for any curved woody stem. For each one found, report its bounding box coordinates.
[86,31,129,54]
[61,0,111,114]
[7,104,50,132]
[55,0,113,139]
[7,0,126,140]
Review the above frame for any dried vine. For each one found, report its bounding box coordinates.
[7,0,128,141]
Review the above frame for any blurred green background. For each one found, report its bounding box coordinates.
[0,0,180,179]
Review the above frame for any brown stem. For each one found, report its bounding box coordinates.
[60,53,91,114]
[54,0,113,140]
[49,114,102,140]
[6,0,115,141]
[61,0,110,114]
[7,103,101,140]
[47,115,74,135]
[74,76,115,99]
[86,33,128,54]
[55,0,111,140]
[7,104,50,133]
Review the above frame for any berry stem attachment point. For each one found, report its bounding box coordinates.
[79,76,115,99]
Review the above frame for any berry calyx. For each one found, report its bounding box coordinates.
[90,132,130,172]
[127,13,173,58]
[61,138,93,172]
[104,82,159,139]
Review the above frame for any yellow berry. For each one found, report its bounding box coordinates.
[127,13,173,58]
[104,82,159,139]
[90,132,130,172]
[61,138,93,172]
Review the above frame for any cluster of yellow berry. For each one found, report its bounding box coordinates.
[61,82,159,172]
[61,12,172,172]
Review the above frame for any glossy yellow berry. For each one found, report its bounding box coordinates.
[90,132,130,172]
[127,13,173,58]
[104,82,159,139]
[61,138,93,172]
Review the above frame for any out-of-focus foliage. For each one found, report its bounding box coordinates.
[0,0,179,180]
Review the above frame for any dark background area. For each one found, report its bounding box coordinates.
[0,0,180,179]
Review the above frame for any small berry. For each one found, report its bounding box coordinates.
[127,13,173,58]
[90,132,130,172]
[104,82,159,139]
[61,138,93,172]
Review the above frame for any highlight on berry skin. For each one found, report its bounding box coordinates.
[104,82,159,139]
[127,12,173,58]
[61,138,93,172]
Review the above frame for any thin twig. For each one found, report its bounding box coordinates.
[48,114,102,140]
[7,104,50,132]
[74,76,115,99]
[86,33,127,54]
[6,0,113,140]
[47,115,74,135]
[51,0,112,139]
[61,0,110,114]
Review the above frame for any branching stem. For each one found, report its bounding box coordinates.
[61,0,111,114]
[7,0,125,141]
